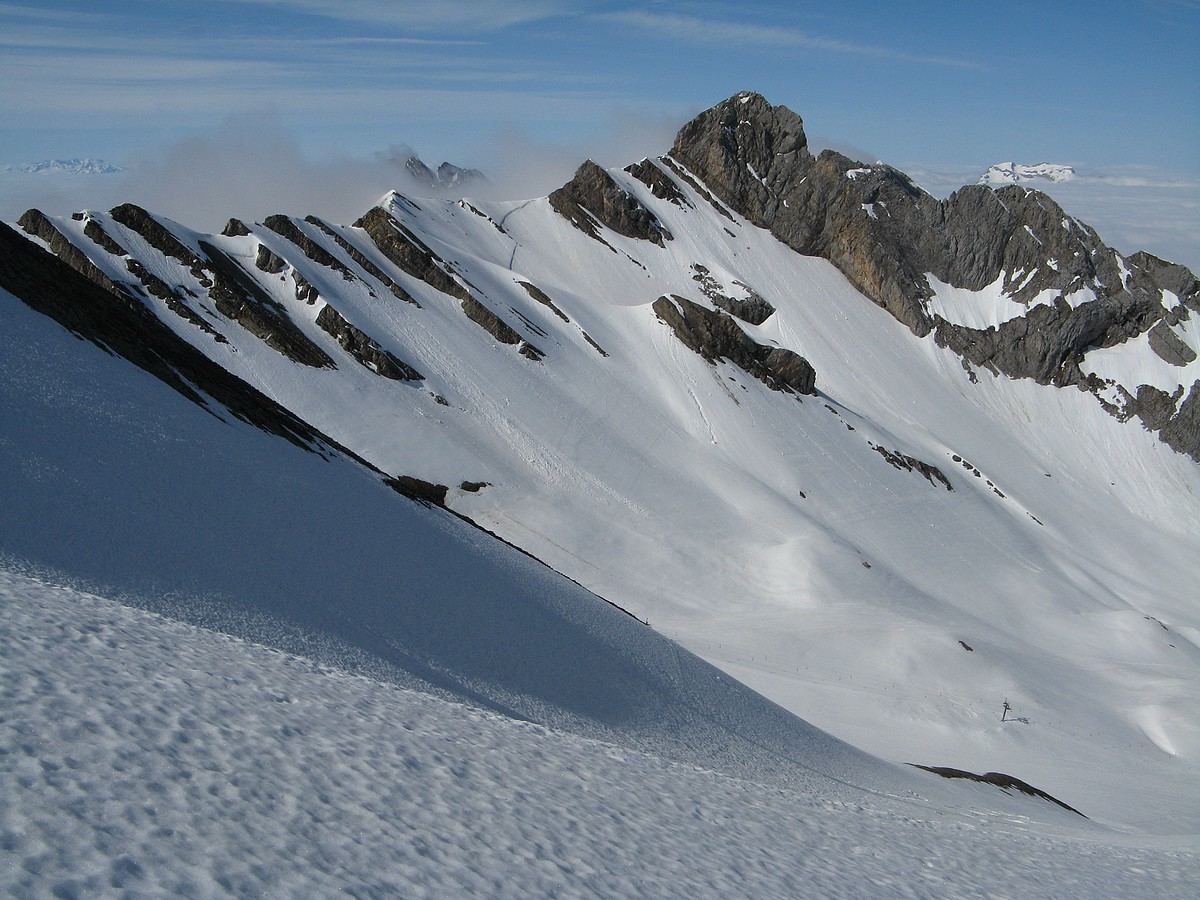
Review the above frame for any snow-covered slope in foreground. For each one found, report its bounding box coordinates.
[5,569,1197,899]
[5,92,1200,836]
[5,277,1175,896]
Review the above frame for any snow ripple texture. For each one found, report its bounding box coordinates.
[3,571,1196,899]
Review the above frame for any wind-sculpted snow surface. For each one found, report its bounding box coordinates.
[5,570,1197,899]
[5,91,1200,838]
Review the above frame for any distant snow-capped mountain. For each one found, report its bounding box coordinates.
[1,158,123,176]
[980,161,1076,185]
[401,155,485,191]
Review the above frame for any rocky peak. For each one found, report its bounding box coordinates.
[549,160,672,247]
[670,92,811,219]
[659,92,1200,459]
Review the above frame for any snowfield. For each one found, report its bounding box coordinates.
[5,570,1198,899]
[3,89,1200,893]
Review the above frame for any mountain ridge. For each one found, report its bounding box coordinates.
[4,90,1199,831]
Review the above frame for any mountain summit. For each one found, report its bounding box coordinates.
[3,91,1199,835]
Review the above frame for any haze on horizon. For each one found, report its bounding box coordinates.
[2,0,1197,267]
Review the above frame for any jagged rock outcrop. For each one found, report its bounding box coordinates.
[1148,321,1197,366]
[550,160,673,247]
[110,203,210,283]
[18,209,133,301]
[1161,382,1200,460]
[691,264,774,325]
[315,304,422,380]
[667,91,1200,459]
[356,205,538,357]
[221,218,252,237]
[355,206,470,302]
[255,244,286,275]
[82,218,125,256]
[652,294,815,395]
[197,240,335,369]
[304,215,418,305]
[625,159,691,208]
[869,443,953,491]
[518,281,569,323]
[0,223,339,453]
[262,215,355,282]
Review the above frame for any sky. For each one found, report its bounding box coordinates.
[1,0,1197,262]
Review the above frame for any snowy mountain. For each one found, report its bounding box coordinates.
[980,161,1076,185]
[401,154,486,192]
[3,90,1199,891]
[0,157,123,176]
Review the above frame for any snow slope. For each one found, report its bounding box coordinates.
[9,278,1184,895]
[5,568,1197,899]
[6,138,1200,836]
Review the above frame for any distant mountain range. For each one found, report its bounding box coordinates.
[402,156,486,191]
[1,158,124,176]
[979,161,1076,185]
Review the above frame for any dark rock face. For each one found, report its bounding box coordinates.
[124,258,227,342]
[221,218,252,237]
[385,474,449,507]
[315,304,422,380]
[1148,321,1197,366]
[1128,385,1180,432]
[652,294,815,394]
[83,218,126,256]
[462,294,535,351]
[255,243,286,275]
[625,159,691,208]
[1161,382,1200,461]
[262,215,355,282]
[668,91,1200,460]
[933,293,1162,387]
[355,206,470,302]
[109,203,209,280]
[292,271,319,304]
[18,209,132,301]
[869,443,953,491]
[304,216,418,305]
[0,222,339,454]
[197,239,335,369]
[549,160,673,247]
[356,206,538,356]
[691,264,774,325]
[517,280,570,322]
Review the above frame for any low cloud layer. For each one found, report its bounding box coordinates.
[0,109,679,232]
[3,116,1195,274]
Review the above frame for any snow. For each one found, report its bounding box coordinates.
[9,281,1197,894]
[846,167,872,180]
[1083,313,1200,394]
[923,273,1040,329]
[6,569,1198,898]
[861,202,878,219]
[6,153,1200,846]
[980,162,1076,185]
[0,157,123,175]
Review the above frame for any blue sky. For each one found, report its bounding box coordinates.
[2,0,1197,173]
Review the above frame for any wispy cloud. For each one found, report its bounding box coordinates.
[223,0,576,31]
[599,10,985,69]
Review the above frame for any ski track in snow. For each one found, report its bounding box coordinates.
[4,570,1197,899]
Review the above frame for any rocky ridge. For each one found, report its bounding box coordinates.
[663,92,1199,459]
